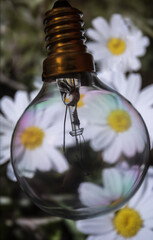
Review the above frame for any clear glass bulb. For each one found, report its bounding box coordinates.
[11,72,150,220]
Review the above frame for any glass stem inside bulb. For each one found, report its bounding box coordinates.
[57,78,84,151]
[68,105,84,137]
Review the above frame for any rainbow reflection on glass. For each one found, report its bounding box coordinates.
[11,72,150,220]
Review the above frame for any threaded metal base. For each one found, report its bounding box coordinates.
[42,0,95,81]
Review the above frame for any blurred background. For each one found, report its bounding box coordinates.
[0,0,153,239]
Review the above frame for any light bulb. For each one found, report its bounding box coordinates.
[11,0,150,220]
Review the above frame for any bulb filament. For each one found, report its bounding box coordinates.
[57,78,84,154]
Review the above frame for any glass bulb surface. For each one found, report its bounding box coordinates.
[11,73,150,220]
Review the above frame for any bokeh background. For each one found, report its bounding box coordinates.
[0,0,153,239]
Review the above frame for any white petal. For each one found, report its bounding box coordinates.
[84,125,104,141]
[86,28,103,42]
[48,148,69,173]
[113,72,128,96]
[137,194,153,219]
[0,115,13,132]
[137,84,153,109]
[103,137,121,163]
[98,70,112,86]
[110,14,129,36]
[128,57,141,71]
[87,42,105,61]
[30,90,39,100]
[132,228,153,240]
[148,166,153,177]
[17,111,31,131]
[87,231,117,240]
[18,150,35,178]
[34,110,46,127]
[76,215,114,235]
[134,131,145,153]
[32,148,52,172]
[146,174,153,193]
[120,131,137,158]
[0,148,10,164]
[91,129,115,150]
[144,219,153,229]
[14,91,30,114]
[78,182,111,207]
[7,163,17,181]
[92,17,110,37]
[0,134,12,148]
[1,96,22,122]
[103,168,123,199]
[125,74,142,104]
[12,143,25,160]
[103,94,120,110]
[122,168,138,196]
[128,179,147,208]
[131,35,150,57]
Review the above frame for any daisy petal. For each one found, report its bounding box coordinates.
[0,115,13,132]
[0,148,10,164]
[14,91,30,114]
[103,168,123,199]
[1,96,22,122]
[136,194,153,219]
[76,215,114,235]
[144,219,153,229]
[18,150,35,178]
[87,231,117,240]
[128,178,147,208]
[1,134,12,148]
[49,148,69,173]
[33,148,52,172]
[137,84,153,108]
[103,138,121,163]
[7,163,17,181]
[91,129,115,150]
[122,168,138,196]
[92,17,110,37]
[78,182,110,207]
[110,14,128,36]
[125,74,142,104]
[132,228,153,240]
[128,57,141,71]
[86,28,102,42]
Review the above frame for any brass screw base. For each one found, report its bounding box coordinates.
[42,0,95,81]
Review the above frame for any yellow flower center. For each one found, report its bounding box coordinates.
[107,109,131,132]
[65,94,85,107]
[77,94,85,107]
[113,207,143,238]
[21,126,45,150]
[107,38,126,55]
[65,96,72,104]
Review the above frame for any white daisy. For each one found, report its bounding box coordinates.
[0,91,32,165]
[76,166,153,240]
[98,71,153,148]
[78,167,139,208]
[87,14,149,72]
[80,91,147,163]
[0,90,68,180]
[0,91,35,181]
[11,101,69,179]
